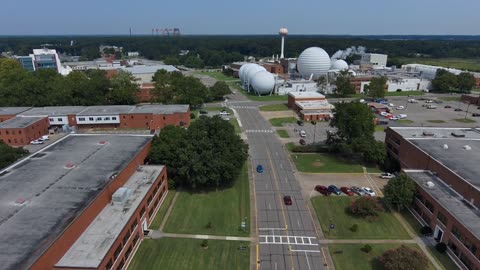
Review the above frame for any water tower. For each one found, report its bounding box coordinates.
[279,28,288,59]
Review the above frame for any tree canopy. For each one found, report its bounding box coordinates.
[333,70,355,97]
[148,116,248,188]
[432,69,476,93]
[107,72,139,105]
[365,76,387,98]
[0,141,28,170]
[209,81,231,101]
[379,245,428,270]
[383,174,417,211]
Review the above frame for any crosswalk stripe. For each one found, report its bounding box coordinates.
[245,129,274,133]
[259,235,318,246]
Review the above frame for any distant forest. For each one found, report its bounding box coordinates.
[1,35,480,68]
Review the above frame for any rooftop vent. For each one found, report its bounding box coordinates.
[112,187,131,206]
[15,198,26,205]
[451,132,466,138]
[98,140,106,145]
[442,144,448,150]
[464,145,472,150]
[65,162,75,169]
[422,131,434,137]
[424,181,435,189]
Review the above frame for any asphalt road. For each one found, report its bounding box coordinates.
[228,91,326,270]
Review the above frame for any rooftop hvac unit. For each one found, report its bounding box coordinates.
[442,144,448,150]
[463,145,472,150]
[424,181,435,189]
[112,187,131,206]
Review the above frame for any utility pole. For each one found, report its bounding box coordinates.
[465,102,471,119]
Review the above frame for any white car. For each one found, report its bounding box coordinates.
[396,106,405,110]
[397,114,407,119]
[380,111,388,116]
[362,187,376,196]
[408,99,417,103]
[380,173,394,179]
[390,116,399,121]
[300,130,306,137]
[219,111,230,116]
[30,140,44,145]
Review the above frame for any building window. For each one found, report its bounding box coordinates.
[117,259,125,270]
[104,117,110,121]
[112,117,117,120]
[153,186,158,196]
[131,222,137,233]
[106,259,113,270]
[147,195,153,205]
[113,244,122,260]
[424,200,434,213]
[437,211,447,226]
[96,117,102,121]
[18,130,21,134]
[140,206,146,217]
[123,115,126,119]
[57,118,62,122]
[89,117,94,121]
[131,115,134,119]
[123,230,131,245]
[148,207,154,217]
[125,245,133,259]
[49,118,54,122]
[133,234,140,245]
[452,226,461,239]
[79,117,85,121]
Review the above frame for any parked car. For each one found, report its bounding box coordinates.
[407,99,417,103]
[38,135,50,142]
[472,113,480,117]
[283,195,293,205]
[425,99,434,103]
[427,105,437,109]
[351,186,366,196]
[300,130,306,137]
[377,120,389,125]
[396,106,405,110]
[362,187,376,196]
[199,110,208,114]
[299,139,306,145]
[380,111,388,116]
[444,105,452,109]
[297,120,304,126]
[328,185,342,195]
[454,108,463,111]
[219,111,230,115]
[340,187,354,196]
[30,140,44,145]
[315,185,331,196]
[256,165,263,173]
[390,116,399,121]
[434,100,443,104]
[397,114,407,119]
[380,172,394,179]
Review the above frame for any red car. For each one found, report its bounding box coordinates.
[340,187,354,196]
[314,185,331,196]
[283,195,292,205]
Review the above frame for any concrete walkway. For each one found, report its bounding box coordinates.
[158,191,180,230]
[320,239,416,244]
[150,230,254,242]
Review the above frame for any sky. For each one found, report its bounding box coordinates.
[1,0,479,35]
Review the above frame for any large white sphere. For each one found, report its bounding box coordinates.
[239,63,255,84]
[330,59,349,71]
[245,65,266,84]
[279,28,288,35]
[297,47,331,79]
[251,70,275,94]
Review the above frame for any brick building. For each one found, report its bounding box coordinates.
[0,134,168,270]
[386,127,480,270]
[461,95,480,106]
[287,92,333,121]
[0,107,31,123]
[0,116,49,146]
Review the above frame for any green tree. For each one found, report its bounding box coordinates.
[383,174,417,211]
[457,72,476,92]
[330,102,375,144]
[316,76,328,94]
[432,69,458,92]
[333,70,355,97]
[366,76,387,98]
[0,141,28,169]
[108,72,139,104]
[209,81,230,101]
[379,245,428,270]
[164,56,180,66]
[360,140,387,165]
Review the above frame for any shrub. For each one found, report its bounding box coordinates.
[349,197,384,219]
[205,222,213,229]
[350,224,359,232]
[436,242,447,253]
[190,112,196,119]
[201,239,208,248]
[396,89,402,92]
[380,245,428,270]
[361,244,372,253]
[420,226,433,236]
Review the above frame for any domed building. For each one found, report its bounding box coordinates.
[296,47,331,80]
[330,59,349,71]
[251,70,275,94]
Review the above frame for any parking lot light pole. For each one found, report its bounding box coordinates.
[312,121,317,143]
[465,102,471,120]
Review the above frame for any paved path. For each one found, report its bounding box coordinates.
[319,239,416,244]
[158,191,180,230]
[150,230,254,242]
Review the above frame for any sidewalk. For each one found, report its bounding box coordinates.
[150,230,254,242]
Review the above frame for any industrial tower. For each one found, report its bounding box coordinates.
[279,28,288,59]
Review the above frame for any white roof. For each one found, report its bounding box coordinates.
[288,91,325,99]
[295,100,334,110]
[122,65,178,75]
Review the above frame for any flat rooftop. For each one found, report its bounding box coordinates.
[19,106,87,116]
[288,91,325,99]
[130,104,189,114]
[77,105,135,116]
[296,100,334,110]
[0,116,45,129]
[405,170,480,240]
[56,165,164,268]
[391,127,480,189]
[122,65,178,74]
[0,107,31,116]
[0,134,152,270]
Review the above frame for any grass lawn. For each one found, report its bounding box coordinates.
[454,118,476,123]
[439,96,461,101]
[427,120,446,123]
[229,118,241,133]
[291,153,381,173]
[311,197,410,239]
[269,117,297,127]
[193,71,237,82]
[163,163,250,236]
[398,119,414,124]
[396,57,480,72]
[374,125,386,132]
[259,103,289,111]
[128,238,250,270]
[329,243,434,270]
[149,191,176,229]
[276,129,289,138]
[385,91,425,97]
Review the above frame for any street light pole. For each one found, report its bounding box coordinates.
[465,102,471,120]
[313,121,317,143]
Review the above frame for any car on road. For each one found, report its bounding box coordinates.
[297,120,304,126]
[315,185,331,196]
[299,139,306,145]
[472,113,480,117]
[340,187,354,196]
[328,185,342,195]
[380,172,394,179]
[351,186,366,196]
[362,187,376,196]
[454,108,463,111]
[219,110,230,115]
[30,140,44,145]
[444,105,452,109]
[200,110,208,114]
[283,195,292,205]
[396,106,405,110]
[256,165,263,173]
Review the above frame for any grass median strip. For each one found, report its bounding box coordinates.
[128,238,250,270]
[398,119,414,124]
[276,129,289,138]
[259,103,289,111]
[269,117,297,127]
[163,163,249,236]
[454,118,476,123]
[291,153,380,173]
[427,120,446,123]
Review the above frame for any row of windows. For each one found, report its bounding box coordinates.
[78,116,117,122]
[0,130,22,135]
[49,118,64,122]
[448,241,476,270]
[107,222,140,270]
[452,225,478,255]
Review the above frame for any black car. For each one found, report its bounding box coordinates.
[473,113,480,117]
[299,139,306,145]
[297,120,304,126]
[454,108,463,111]
[328,185,342,195]
[199,110,208,114]
[444,105,452,108]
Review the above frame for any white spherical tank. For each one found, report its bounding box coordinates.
[297,47,331,79]
[330,59,349,71]
[251,70,275,94]
[279,28,288,36]
[245,65,266,84]
[239,63,255,84]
